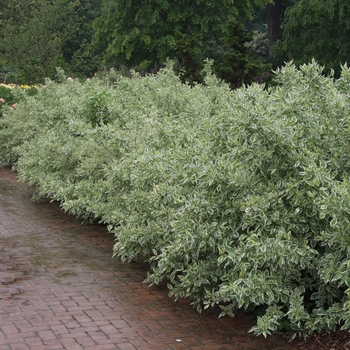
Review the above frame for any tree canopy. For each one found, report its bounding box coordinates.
[273,0,350,76]
[2,0,350,85]
[93,0,272,70]
[0,0,80,84]
[0,0,102,84]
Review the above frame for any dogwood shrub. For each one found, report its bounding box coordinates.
[1,61,350,338]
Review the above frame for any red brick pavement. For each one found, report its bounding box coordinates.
[0,166,296,350]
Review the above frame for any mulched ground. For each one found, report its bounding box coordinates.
[283,329,350,350]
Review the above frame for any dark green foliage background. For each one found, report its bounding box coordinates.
[273,0,350,77]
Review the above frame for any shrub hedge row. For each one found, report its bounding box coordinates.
[1,61,350,338]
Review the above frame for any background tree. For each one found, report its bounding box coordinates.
[93,0,272,76]
[244,0,297,61]
[62,0,102,78]
[0,1,30,85]
[0,0,80,84]
[273,0,350,76]
[266,0,282,58]
[214,20,271,88]
[172,31,205,84]
[0,0,288,84]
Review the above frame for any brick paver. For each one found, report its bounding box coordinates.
[0,166,296,350]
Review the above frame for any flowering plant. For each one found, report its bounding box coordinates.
[0,83,39,115]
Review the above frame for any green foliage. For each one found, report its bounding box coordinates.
[273,0,350,76]
[0,0,274,84]
[62,0,102,78]
[0,85,17,106]
[0,83,38,115]
[214,20,272,88]
[93,0,272,69]
[172,31,204,85]
[0,0,100,83]
[2,61,350,338]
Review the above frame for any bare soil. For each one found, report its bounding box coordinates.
[283,329,350,350]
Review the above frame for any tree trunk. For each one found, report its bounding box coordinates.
[267,0,282,58]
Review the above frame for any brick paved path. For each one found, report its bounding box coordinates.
[0,166,296,350]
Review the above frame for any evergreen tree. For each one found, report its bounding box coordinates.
[214,20,271,88]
